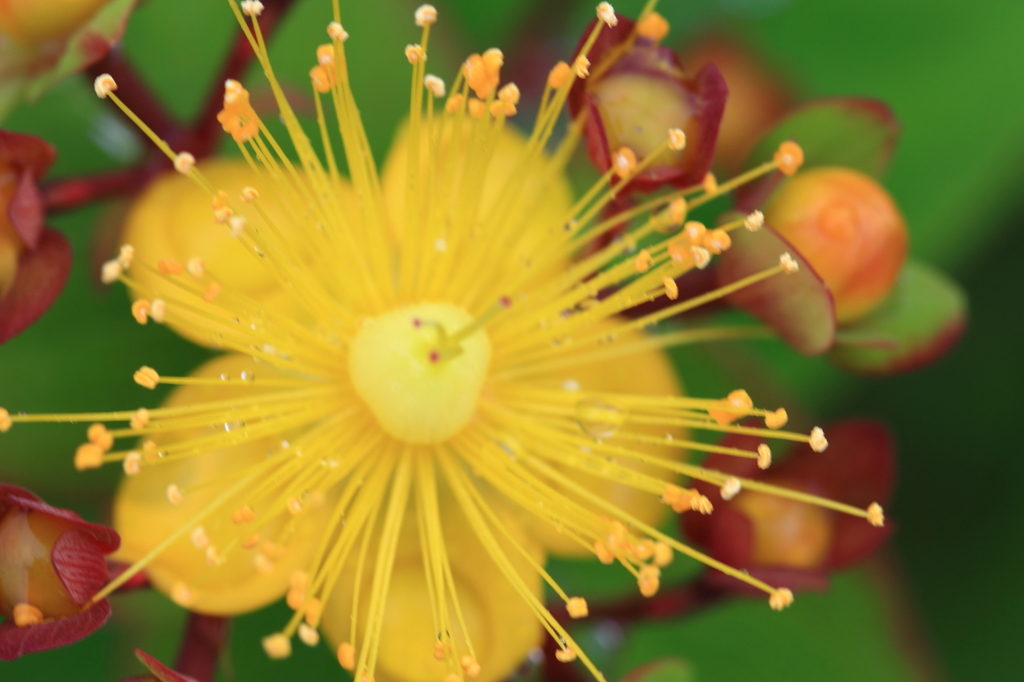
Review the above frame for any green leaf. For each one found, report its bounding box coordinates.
[621,658,696,682]
[23,0,138,102]
[829,259,966,374]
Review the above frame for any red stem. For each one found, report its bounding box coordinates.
[174,612,230,682]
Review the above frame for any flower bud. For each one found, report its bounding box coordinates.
[764,167,908,323]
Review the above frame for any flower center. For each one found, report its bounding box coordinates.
[348,302,491,444]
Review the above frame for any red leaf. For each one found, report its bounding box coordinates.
[9,171,45,250]
[51,530,110,606]
[0,227,72,343]
[715,224,836,355]
[0,600,110,660]
[135,649,201,682]
[0,485,120,553]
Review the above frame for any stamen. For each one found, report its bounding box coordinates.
[13,603,43,627]
[757,444,772,470]
[809,426,828,452]
[93,73,117,99]
[414,4,438,26]
[720,477,742,500]
[133,366,160,389]
[745,210,764,231]
[596,2,618,27]
[101,259,122,285]
[262,633,292,659]
[769,588,794,611]
[867,502,885,527]
[636,11,669,42]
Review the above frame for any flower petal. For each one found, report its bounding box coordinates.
[0,227,72,343]
[828,260,967,374]
[0,599,110,660]
[0,130,57,178]
[132,649,200,682]
[715,223,836,355]
[0,484,120,553]
[9,170,45,250]
[50,529,110,606]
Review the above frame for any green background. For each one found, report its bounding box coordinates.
[2,0,1021,679]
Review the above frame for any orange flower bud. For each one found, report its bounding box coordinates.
[764,167,908,323]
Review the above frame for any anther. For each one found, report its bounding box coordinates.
[228,215,247,237]
[101,259,122,285]
[614,146,637,178]
[757,444,772,470]
[118,244,135,268]
[74,444,103,471]
[488,100,507,118]
[305,598,323,627]
[424,74,446,98]
[186,257,205,278]
[204,545,220,566]
[693,245,712,267]
[445,93,464,113]
[548,61,571,89]
[596,2,618,26]
[123,452,142,476]
[174,152,196,174]
[337,642,356,670]
[203,281,221,302]
[555,648,578,663]
[158,258,184,275]
[88,423,114,451]
[129,407,150,430]
[669,197,687,225]
[0,408,10,432]
[702,172,718,194]
[594,541,615,564]
[171,581,194,607]
[468,98,487,119]
[567,596,589,619]
[632,539,654,561]
[710,389,752,425]
[745,210,764,231]
[166,484,183,506]
[254,553,274,573]
[809,426,828,452]
[667,241,686,263]
[764,408,788,429]
[298,623,320,647]
[663,277,679,300]
[867,502,885,527]
[240,186,259,203]
[774,141,804,175]
[682,221,706,246]
[461,655,481,679]
[433,641,447,660]
[769,588,794,611]
[190,526,209,549]
[638,564,661,597]
[720,476,742,500]
[414,4,438,26]
[636,11,669,42]
[573,55,591,79]
[653,541,673,566]
[134,366,159,389]
[131,300,150,325]
[634,248,653,272]
[287,497,304,515]
[150,299,167,324]
[13,603,43,627]
[240,0,264,17]
[703,228,732,255]
[327,22,349,42]
[232,505,255,524]
[779,252,800,274]
[241,533,261,549]
[262,633,292,660]
[94,73,118,98]
[405,44,425,64]
[668,128,686,151]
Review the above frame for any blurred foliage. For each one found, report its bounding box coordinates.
[1,0,1022,680]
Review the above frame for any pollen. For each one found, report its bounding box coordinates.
[765,408,788,429]
[867,502,885,527]
[769,588,794,611]
[636,11,669,42]
[414,4,438,26]
[123,452,142,476]
[668,127,687,151]
[93,73,117,99]
[101,259,122,285]
[13,603,43,627]
[131,299,150,325]
[745,210,764,231]
[774,141,804,176]
[262,633,292,660]
[809,426,829,452]
[424,74,446,98]
[596,2,618,27]
[663,277,679,300]
[166,484,183,506]
[337,642,356,670]
[174,152,196,174]
[780,252,800,274]
[133,366,159,389]
[634,248,653,272]
[573,55,591,79]
[757,444,772,470]
[74,443,103,471]
[548,61,571,88]
[720,476,742,500]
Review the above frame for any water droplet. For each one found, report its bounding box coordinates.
[576,399,627,439]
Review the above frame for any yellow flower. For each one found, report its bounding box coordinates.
[2,3,886,682]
